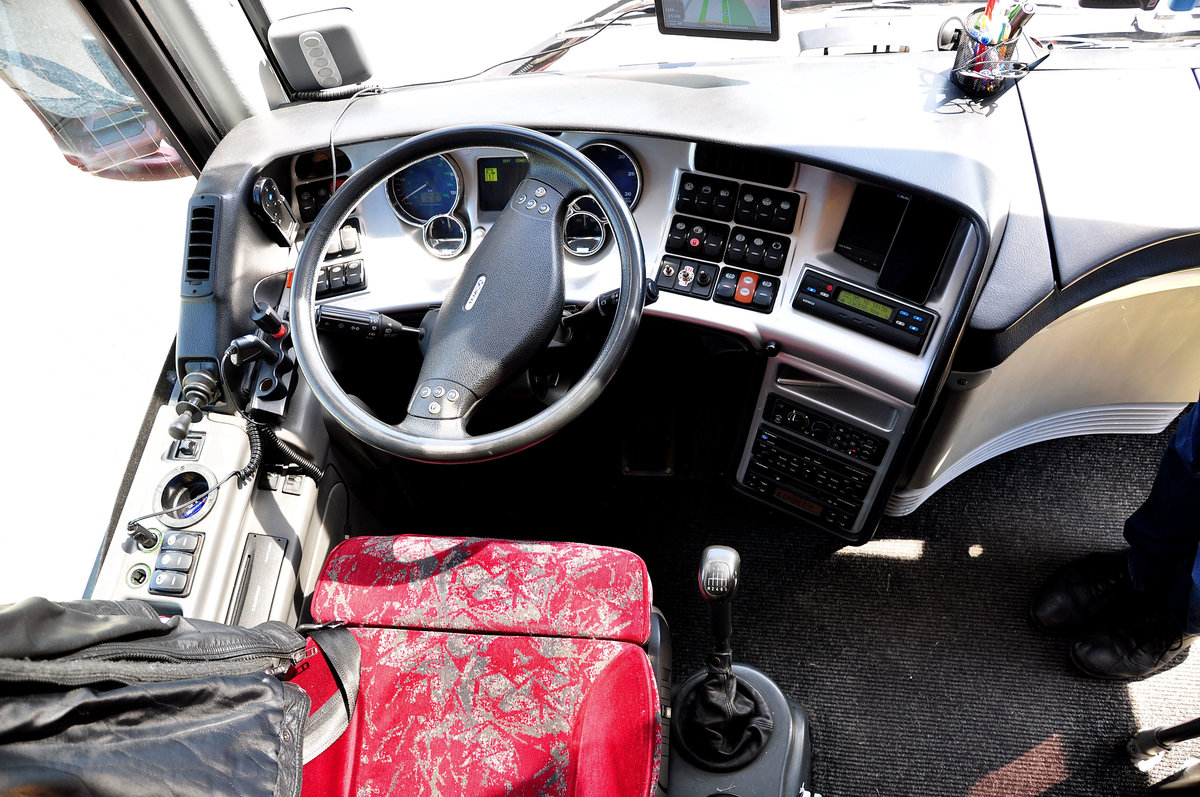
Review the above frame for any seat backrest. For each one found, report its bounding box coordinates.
[311,535,653,643]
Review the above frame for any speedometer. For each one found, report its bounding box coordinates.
[387,155,461,225]
[579,142,641,209]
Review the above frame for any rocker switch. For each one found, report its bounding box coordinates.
[162,531,200,552]
[156,551,194,572]
[149,569,187,594]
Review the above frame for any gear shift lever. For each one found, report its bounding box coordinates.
[675,544,773,771]
[699,545,740,654]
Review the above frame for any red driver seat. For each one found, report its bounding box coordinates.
[292,535,662,796]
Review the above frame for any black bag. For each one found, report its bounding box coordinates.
[0,597,357,797]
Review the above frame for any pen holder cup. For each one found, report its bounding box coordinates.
[951,17,1027,98]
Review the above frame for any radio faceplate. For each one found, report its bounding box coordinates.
[792,268,937,354]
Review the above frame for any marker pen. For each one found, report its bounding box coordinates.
[1008,1,1036,37]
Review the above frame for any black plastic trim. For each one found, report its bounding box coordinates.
[956,232,1200,372]
[694,142,795,188]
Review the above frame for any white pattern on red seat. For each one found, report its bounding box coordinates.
[311,535,653,644]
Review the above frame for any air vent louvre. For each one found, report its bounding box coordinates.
[183,202,217,291]
[694,143,795,188]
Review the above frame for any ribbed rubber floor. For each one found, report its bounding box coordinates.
[388,424,1199,795]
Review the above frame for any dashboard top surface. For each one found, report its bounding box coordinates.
[193,49,1200,388]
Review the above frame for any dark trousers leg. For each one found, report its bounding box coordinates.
[1124,399,1200,633]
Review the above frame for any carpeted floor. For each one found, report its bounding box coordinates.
[387,419,1198,795]
[626,428,1200,796]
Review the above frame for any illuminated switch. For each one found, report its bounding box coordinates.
[735,272,758,304]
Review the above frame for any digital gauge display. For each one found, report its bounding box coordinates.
[476,156,530,212]
[387,155,461,225]
[835,288,894,321]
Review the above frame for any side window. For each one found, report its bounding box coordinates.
[0,0,196,604]
[0,0,189,180]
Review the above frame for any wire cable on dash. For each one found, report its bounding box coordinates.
[323,4,656,194]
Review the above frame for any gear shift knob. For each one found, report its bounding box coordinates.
[699,546,741,653]
[699,545,741,603]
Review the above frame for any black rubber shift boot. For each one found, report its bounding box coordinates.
[674,651,774,771]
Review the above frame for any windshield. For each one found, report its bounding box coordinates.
[257,0,623,87]
[257,0,1198,93]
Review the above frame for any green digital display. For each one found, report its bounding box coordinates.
[836,288,893,321]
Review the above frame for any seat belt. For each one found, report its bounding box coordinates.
[302,626,361,764]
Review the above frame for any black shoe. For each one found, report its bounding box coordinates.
[1030,549,1145,637]
[1070,614,1197,680]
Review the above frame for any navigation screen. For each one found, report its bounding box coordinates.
[656,0,779,40]
[477,156,529,212]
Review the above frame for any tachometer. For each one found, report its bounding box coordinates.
[387,154,461,225]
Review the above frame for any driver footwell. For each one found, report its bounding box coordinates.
[359,419,1198,795]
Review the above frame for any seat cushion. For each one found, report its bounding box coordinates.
[298,627,661,797]
[311,535,653,644]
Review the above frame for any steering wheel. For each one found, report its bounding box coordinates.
[291,125,646,462]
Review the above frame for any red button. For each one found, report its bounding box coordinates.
[736,272,758,304]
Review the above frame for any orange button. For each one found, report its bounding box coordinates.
[735,272,758,304]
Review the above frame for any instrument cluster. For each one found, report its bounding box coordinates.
[379,140,643,260]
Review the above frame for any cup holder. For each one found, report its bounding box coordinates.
[155,464,218,529]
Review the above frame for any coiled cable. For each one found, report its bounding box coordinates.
[261,424,325,482]
[293,83,378,101]
[236,420,264,488]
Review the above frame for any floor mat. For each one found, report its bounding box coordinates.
[628,429,1200,796]
[386,425,1199,795]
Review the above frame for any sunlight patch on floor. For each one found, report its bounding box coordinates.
[1126,653,1200,786]
[966,733,1068,797]
[836,538,925,561]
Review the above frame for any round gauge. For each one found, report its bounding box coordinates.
[579,142,641,210]
[422,213,469,259]
[563,211,607,257]
[387,155,461,225]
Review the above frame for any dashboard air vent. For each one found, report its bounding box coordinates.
[694,143,795,188]
[182,199,217,296]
